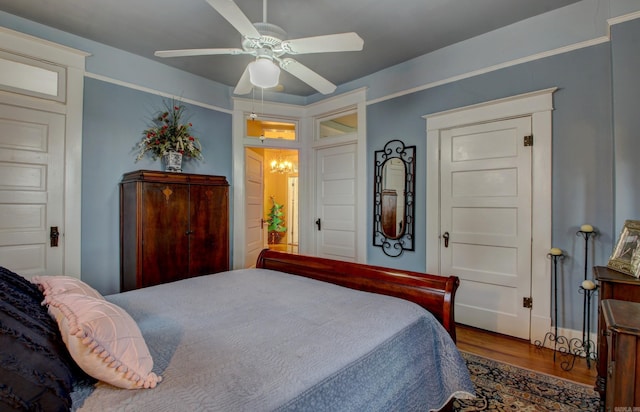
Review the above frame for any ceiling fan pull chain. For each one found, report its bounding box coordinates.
[250,88,257,120]
[252,87,255,112]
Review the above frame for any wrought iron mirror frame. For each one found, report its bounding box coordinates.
[373,139,415,257]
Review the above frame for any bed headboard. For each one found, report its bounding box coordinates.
[256,249,460,342]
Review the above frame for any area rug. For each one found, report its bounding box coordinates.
[453,352,601,411]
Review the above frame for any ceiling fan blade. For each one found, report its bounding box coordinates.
[233,66,253,95]
[206,0,261,39]
[155,48,245,58]
[282,32,364,55]
[279,58,336,95]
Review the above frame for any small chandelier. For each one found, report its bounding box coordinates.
[270,155,294,174]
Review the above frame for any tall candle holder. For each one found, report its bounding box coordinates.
[535,248,567,363]
[536,227,600,371]
[576,225,598,369]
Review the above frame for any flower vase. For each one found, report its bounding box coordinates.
[163,151,183,172]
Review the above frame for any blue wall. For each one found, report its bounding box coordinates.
[81,78,233,294]
[366,43,614,330]
[612,19,640,232]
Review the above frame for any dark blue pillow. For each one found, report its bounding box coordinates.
[0,267,78,411]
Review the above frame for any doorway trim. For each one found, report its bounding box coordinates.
[232,89,367,268]
[287,176,299,247]
[424,87,557,344]
[232,98,305,269]
[0,27,86,277]
[305,88,367,262]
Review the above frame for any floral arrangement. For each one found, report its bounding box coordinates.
[135,99,203,161]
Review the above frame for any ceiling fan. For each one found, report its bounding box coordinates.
[154,0,364,95]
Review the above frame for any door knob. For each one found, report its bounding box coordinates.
[442,231,450,248]
[50,226,59,247]
[315,218,321,231]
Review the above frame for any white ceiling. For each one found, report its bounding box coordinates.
[0,0,582,96]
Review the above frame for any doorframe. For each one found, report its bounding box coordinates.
[243,147,267,267]
[232,98,305,269]
[232,88,367,268]
[0,27,87,277]
[287,175,299,246]
[424,87,557,344]
[305,88,367,262]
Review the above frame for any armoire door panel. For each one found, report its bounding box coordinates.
[141,182,190,286]
[189,184,229,277]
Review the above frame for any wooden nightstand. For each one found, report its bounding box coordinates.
[601,299,640,410]
[594,266,640,403]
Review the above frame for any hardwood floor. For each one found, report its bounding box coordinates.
[267,244,299,254]
[456,324,598,386]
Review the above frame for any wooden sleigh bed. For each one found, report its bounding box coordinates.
[256,250,460,341]
[1,250,474,412]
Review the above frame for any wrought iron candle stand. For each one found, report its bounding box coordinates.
[535,229,599,371]
[535,249,568,364]
[576,227,598,369]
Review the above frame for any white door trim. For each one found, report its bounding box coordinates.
[231,98,305,269]
[305,88,367,262]
[424,87,557,344]
[232,89,367,267]
[0,27,87,277]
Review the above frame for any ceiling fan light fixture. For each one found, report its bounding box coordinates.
[248,58,280,89]
[155,0,363,95]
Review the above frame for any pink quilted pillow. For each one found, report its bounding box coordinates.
[44,293,161,389]
[32,275,104,300]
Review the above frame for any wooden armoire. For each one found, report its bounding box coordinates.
[120,170,229,291]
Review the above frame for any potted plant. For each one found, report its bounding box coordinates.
[135,98,203,172]
[267,196,287,244]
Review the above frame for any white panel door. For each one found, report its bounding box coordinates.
[440,116,532,339]
[0,103,65,279]
[244,149,265,268]
[315,143,357,262]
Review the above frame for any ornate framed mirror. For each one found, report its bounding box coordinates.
[373,139,415,257]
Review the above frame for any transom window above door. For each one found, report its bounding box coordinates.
[319,112,357,139]
[246,117,297,141]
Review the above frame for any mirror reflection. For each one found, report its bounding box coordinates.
[381,158,406,239]
[373,139,415,257]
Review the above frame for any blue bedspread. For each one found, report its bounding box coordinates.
[71,268,474,411]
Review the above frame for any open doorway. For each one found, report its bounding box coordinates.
[245,147,299,261]
[234,90,366,268]
[264,148,299,254]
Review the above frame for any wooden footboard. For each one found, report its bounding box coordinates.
[256,249,460,342]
